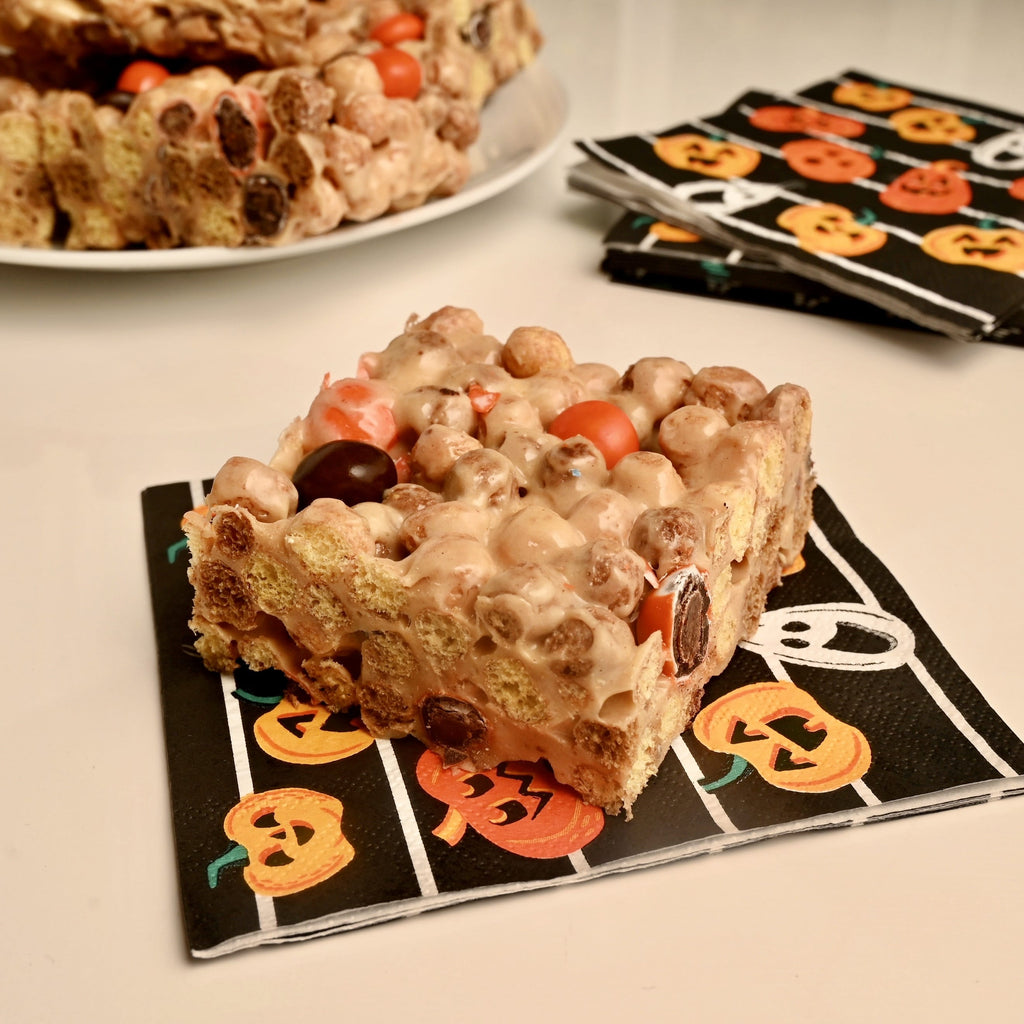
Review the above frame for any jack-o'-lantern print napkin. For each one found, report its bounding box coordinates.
[598,212,926,330]
[143,481,1024,957]
[572,70,1024,344]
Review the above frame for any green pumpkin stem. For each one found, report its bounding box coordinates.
[207,842,250,889]
[166,537,188,564]
[232,686,285,706]
[699,753,752,792]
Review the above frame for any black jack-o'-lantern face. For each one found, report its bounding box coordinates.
[653,133,761,179]
[694,681,871,793]
[253,691,374,764]
[832,80,913,112]
[750,105,865,138]
[889,107,975,144]
[922,224,1024,273]
[781,139,876,183]
[880,160,971,215]
[416,751,604,857]
[222,788,355,896]
[776,203,887,257]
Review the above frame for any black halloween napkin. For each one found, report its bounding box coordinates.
[599,211,925,329]
[143,480,1024,957]
[572,70,1024,344]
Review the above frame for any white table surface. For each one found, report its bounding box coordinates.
[4,2,1023,1020]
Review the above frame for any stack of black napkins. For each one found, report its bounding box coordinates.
[570,70,1024,344]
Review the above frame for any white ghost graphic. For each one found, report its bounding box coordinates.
[671,178,785,217]
[740,603,916,671]
[973,130,1024,171]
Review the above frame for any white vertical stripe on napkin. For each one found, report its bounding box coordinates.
[568,849,591,873]
[188,478,206,511]
[219,673,277,932]
[671,736,739,833]
[376,740,439,897]
[809,522,1018,779]
[219,673,255,797]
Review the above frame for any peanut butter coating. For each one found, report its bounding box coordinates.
[0,1,543,248]
[185,307,815,814]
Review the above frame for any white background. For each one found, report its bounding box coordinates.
[3,2,1023,1020]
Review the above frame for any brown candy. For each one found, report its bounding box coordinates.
[670,570,711,676]
[421,695,488,759]
[292,441,398,510]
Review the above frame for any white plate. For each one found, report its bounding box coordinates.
[0,60,567,272]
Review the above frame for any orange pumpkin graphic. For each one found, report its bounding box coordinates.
[921,224,1024,273]
[694,681,871,793]
[749,105,865,138]
[416,750,604,858]
[781,551,806,576]
[653,133,761,179]
[889,107,975,144]
[1010,178,1024,201]
[781,138,876,183]
[777,203,887,257]
[253,691,373,764]
[832,80,913,112]
[879,160,971,215]
[649,221,701,244]
[223,788,355,896]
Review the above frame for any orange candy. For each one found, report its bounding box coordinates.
[370,12,425,45]
[368,47,422,99]
[549,400,640,469]
[116,60,170,93]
